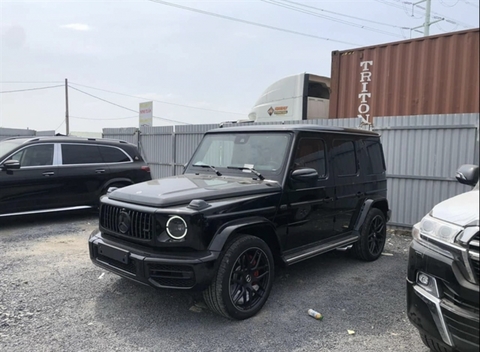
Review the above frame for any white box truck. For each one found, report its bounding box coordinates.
[248,73,330,123]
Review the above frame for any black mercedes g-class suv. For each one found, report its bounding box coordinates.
[89,124,390,319]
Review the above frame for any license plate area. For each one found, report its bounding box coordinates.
[98,243,129,264]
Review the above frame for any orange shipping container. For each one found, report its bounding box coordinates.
[329,28,479,120]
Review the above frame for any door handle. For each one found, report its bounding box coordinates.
[324,197,333,203]
[356,192,364,197]
[42,171,55,177]
[95,169,106,174]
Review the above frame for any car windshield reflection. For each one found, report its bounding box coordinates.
[187,132,291,177]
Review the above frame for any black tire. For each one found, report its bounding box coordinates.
[420,333,456,352]
[203,235,274,320]
[352,208,386,261]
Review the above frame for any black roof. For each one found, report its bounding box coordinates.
[208,124,379,136]
[2,135,133,146]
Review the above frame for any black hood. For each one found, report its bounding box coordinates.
[108,174,281,207]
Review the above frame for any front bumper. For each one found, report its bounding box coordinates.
[407,239,479,352]
[89,230,220,291]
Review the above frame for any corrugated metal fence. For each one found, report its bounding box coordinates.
[376,114,479,228]
[104,113,479,228]
[0,128,55,141]
[0,128,35,141]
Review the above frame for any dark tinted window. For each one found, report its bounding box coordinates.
[62,144,103,165]
[11,144,54,167]
[99,146,130,163]
[365,140,385,175]
[293,138,327,177]
[307,81,330,99]
[332,140,357,176]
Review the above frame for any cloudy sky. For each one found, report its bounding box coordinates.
[1,0,478,134]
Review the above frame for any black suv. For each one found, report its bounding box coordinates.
[0,136,151,217]
[89,125,390,319]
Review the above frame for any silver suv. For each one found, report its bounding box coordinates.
[407,164,479,352]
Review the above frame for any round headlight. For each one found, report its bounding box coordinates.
[166,216,188,240]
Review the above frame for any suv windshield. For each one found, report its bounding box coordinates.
[187,132,292,178]
[0,140,23,161]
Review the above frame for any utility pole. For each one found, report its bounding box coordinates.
[410,0,442,37]
[65,78,69,136]
[423,0,431,36]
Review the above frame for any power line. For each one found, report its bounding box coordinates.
[262,0,405,38]
[439,0,460,7]
[69,85,139,113]
[146,0,361,46]
[68,82,245,115]
[462,0,479,8]
[377,0,475,28]
[0,81,64,84]
[0,85,63,94]
[70,115,137,121]
[407,0,475,27]
[68,85,190,125]
[55,119,66,132]
[278,0,408,29]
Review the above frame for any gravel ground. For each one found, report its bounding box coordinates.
[0,211,428,352]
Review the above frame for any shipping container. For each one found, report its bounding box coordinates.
[329,28,479,120]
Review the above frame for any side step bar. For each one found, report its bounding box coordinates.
[283,234,358,265]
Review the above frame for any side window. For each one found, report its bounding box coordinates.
[11,144,54,167]
[62,144,103,165]
[99,146,131,163]
[332,140,357,176]
[364,140,386,175]
[293,138,327,177]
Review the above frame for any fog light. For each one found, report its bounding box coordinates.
[417,272,440,297]
[418,273,430,285]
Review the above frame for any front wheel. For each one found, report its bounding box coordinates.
[420,333,456,352]
[352,208,386,261]
[203,235,274,320]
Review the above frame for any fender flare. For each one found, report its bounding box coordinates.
[208,216,279,252]
[354,198,390,232]
[101,178,134,192]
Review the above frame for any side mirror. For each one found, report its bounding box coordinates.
[1,160,21,170]
[455,164,479,187]
[106,187,118,195]
[291,168,318,182]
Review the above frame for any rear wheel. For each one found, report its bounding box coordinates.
[420,333,456,352]
[352,208,386,261]
[203,235,274,320]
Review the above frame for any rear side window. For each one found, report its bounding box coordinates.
[332,140,357,176]
[99,146,131,163]
[62,144,103,165]
[364,140,386,175]
[293,138,327,177]
[11,144,54,167]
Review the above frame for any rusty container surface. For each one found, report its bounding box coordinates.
[329,28,479,120]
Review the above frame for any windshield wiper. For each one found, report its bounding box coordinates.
[227,166,265,180]
[192,163,222,176]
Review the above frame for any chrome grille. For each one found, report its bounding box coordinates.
[100,204,153,241]
[468,233,479,282]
